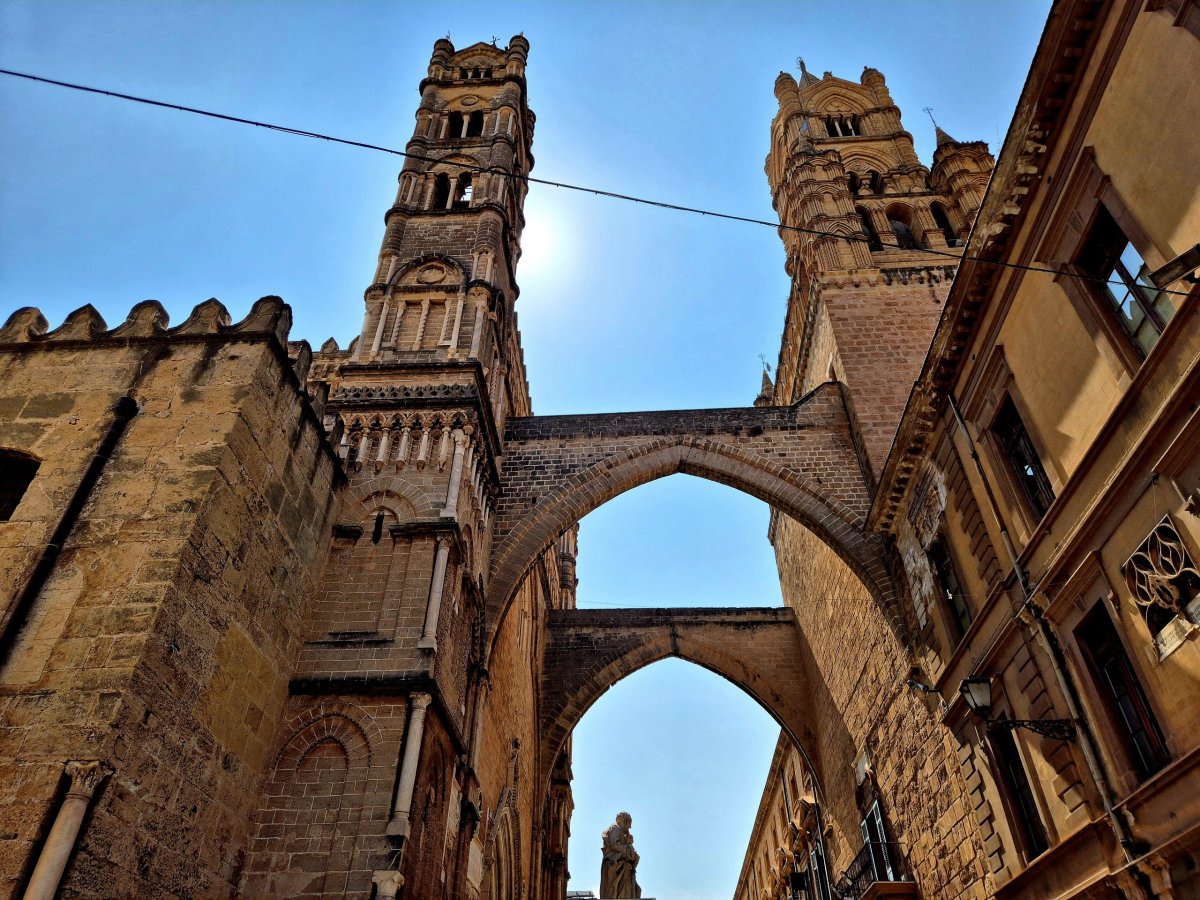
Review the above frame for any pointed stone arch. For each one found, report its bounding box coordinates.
[536,608,830,810]
[487,386,896,644]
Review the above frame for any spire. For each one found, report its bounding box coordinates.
[797,58,820,89]
[755,359,775,407]
[924,106,958,147]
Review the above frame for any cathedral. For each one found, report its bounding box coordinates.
[1,1,1198,899]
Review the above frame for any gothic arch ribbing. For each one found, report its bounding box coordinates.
[487,430,894,642]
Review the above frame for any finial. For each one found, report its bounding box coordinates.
[491,36,498,46]
[796,57,820,88]
[758,353,772,375]
[925,107,957,147]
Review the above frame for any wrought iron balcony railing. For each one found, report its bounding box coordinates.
[835,841,911,899]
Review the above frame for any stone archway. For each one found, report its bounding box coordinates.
[488,384,896,648]
[536,606,828,807]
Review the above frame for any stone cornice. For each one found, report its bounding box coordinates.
[869,0,1112,532]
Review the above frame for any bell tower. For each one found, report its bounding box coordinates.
[351,34,535,426]
[767,62,992,479]
[246,36,549,900]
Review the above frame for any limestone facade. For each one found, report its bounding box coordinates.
[740,1,1200,898]
[0,3,1197,899]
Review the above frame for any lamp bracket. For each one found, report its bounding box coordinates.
[992,718,1076,741]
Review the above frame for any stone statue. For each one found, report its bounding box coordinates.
[599,811,641,898]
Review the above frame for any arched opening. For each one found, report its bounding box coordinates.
[0,449,40,521]
[452,173,473,209]
[486,807,519,900]
[467,110,485,137]
[930,201,958,246]
[432,173,451,210]
[565,660,787,898]
[447,110,465,139]
[856,206,882,252]
[847,172,861,196]
[885,204,921,250]
[574,475,782,609]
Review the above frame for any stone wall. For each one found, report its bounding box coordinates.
[0,298,339,897]
[771,515,988,897]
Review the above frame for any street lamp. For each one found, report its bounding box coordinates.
[958,675,1077,741]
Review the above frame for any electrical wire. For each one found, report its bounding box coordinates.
[1,67,1194,298]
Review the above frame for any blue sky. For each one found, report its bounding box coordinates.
[0,2,1050,896]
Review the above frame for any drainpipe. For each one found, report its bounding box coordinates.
[946,393,1139,864]
[0,395,139,664]
[23,760,112,900]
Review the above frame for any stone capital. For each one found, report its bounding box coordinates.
[411,693,432,712]
[64,760,112,800]
[372,870,405,900]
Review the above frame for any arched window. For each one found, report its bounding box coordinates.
[824,114,860,137]
[452,173,473,209]
[886,205,920,250]
[930,202,958,246]
[432,173,451,210]
[856,207,882,252]
[447,111,464,139]
[866,171,882,194]
[847,172,861,196]
[467,110,484,137]
[489,811,517,900]
[0,450,39,521]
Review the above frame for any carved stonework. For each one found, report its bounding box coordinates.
[65,760,112,800]
[1124,515,1200,656]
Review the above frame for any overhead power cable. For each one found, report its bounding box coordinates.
[0,67,1193,298]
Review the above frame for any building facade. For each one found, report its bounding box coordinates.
[0,2,1197,899]
[740,0,1200,897]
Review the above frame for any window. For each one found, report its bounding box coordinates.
[886,206,921,250]
[1076,205,1177,356]
[856,207,882,252]
[1075,605,1170,781]
[1123,515,1200,653]
[858,801,896,881]
[992,396,1055,521]
[452,173,473,209]
[825,114,860,137]
[0,450,39,521]
[928,536,973,643]
[467,110,484,137]
[847,172,861,196]
[447,111,465,139]
[930,202,958,246]
[989,720,1049,861]
[431,173,451,209]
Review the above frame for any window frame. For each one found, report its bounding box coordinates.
[1040,146,1171,374]
[986,715,1051,864]
[928,533,974,646]
[990,394,1057,524]
[1073,602,1171,784]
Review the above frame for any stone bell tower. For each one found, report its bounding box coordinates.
[239,36,544,899]
[767,61,992,479]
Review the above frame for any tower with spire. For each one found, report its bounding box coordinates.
[766,62,993,478]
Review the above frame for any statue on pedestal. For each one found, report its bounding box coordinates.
[599,811,641,899]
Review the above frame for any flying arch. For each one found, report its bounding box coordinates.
[487,384,897,644]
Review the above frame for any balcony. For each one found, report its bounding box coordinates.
[835,842,918,900]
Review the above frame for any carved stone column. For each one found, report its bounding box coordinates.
[24,760,112,900]
[418,534,451,651]
[387,693,431,838]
